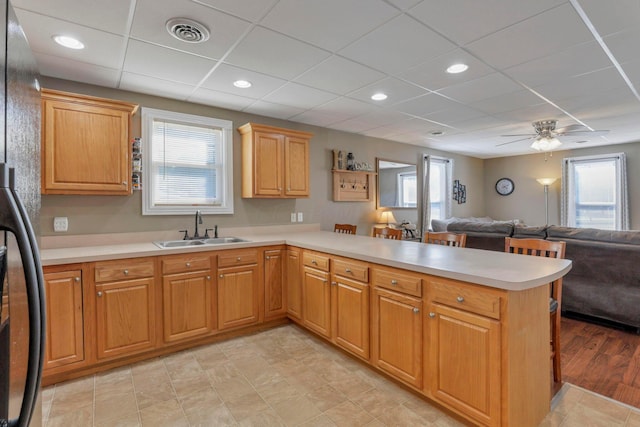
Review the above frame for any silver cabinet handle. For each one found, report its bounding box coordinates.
[97,291,103,297]
[391,279,398,285]
[429,312,436,318]
[345,268,351,273]
[331,281,337,286]
[311,259,317,265]
[457,296,464,303]
[413,307,420,314]
[123,269,129,275]
[74,277,80,282]
[186,262,191,267]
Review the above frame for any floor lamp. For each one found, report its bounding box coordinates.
[536,178,557,225]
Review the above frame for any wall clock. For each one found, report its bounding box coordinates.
[495,178,514,196]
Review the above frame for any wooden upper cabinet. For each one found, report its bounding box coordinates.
[238,123,312,198]
[41,89,138,195]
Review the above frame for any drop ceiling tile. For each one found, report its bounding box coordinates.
[189,87,258,110]
[504,41,613,88]
[12,0,133,34]
[399,49,495,91]
[263,82,339,109]
[33,53,121,87]
[243,100,306,120]
[294,56,386,95]
[408,0,565,46]
[533,67,628,103]
[347,77,429,106]
[557,86,640,119]
[120,72,195,100]
[450,115,511,132]
[330,117,381,134]
[201,64,286,98]
[424,105,486,125]
[577,0,640,37]
[311,97,377,118]
[15,10,126,69]
[123,39,217,85]
[621,59,640,87]
[604,27,640,65]
[385,0,422,10]
[469,90,546,115]
[224,26,331,80]
[392,93,460,116]
[260,0,398,52]
[356,110,414,128]
[130,0,251,60]
[465,3,595,69]
[437,73,523,104]
[493,102,564,123]
[192,0,278,22]
[338,14,456,75]
[290,109,349,127]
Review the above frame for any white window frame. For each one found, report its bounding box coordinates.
[428,156,453,222]
[561,153,629,230]
[141,107,234,215]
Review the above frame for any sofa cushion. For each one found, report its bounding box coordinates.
[547,226,640,245]
[447,221,514,235]
[513,225,548,239]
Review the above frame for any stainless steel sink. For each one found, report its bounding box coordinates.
[153,237,249,248]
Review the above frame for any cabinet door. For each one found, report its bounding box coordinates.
[41,92,134,195]
[265,249,286,320]
[302,267,331,338]
[95,277,156,360]
[429,303,501,427]
[254,131,284,196]
[163,271,214,343]
[372,287,422,388]
[286,248,302,320]
[332,276,369,360]
[284,136,309,197]
[218,264,259,330]
[44,270,84,370]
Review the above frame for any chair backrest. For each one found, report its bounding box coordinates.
[372,227,403,240]
[504,237,566,302]
[334,224,357,234]
[424,231,467,247]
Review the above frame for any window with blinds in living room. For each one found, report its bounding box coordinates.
[141,108,233,215]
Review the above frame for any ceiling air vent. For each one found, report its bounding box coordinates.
[166,18,210,43]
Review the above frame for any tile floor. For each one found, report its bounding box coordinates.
[41,324,640,427]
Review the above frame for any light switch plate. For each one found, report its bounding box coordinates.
[53,217,68,232]
[297,212,303,222]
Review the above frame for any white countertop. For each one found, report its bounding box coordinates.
[40,230,572,292]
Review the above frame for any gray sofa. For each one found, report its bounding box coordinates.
[435,219,640,331]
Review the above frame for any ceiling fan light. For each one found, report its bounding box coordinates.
[531,136,562,152]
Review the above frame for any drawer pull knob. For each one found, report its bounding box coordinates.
[429,312,436,318]
[345,268,351,273]
[266,256,270,260]
[123,269,129,275]
[391,279,398,285]
[97,291,103,297]
[457,296,464,303]
[236,257,241,261]
[206,276,211,280]
[219,274,224,278]
[413,307,420,314]
[74,277,80,282]
[186,262,191,267]
[311,259,317,265]
[331,281,337,286]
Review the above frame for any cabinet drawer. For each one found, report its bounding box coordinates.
[373,267,422,297]
[302,251,330,271]
[218,250,258,268]
[162,255,211,275]
[430,279,501,320]
[95,259,154,283]
[333,258,368,283]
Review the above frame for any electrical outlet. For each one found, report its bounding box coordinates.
[291,212,297,223]
[297,212,303,222]
[53,217,68,232]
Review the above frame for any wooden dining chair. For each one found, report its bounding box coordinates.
[372,227,403,240]
[505,237,566,384]
[424,231,467,247]
[334,224,357,234]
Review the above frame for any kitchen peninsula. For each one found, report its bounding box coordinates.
[40,229,571,427]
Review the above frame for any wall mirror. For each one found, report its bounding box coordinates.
[376,158,418,209]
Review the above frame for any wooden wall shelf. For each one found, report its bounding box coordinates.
[332,170,376,202]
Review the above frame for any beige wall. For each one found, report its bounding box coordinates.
[484,142,640,229]
[40,77,484,237]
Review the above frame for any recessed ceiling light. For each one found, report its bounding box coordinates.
[233,80,252,88]
[53,35,84,50]
[446,63,468,74]
[371,93,387,101]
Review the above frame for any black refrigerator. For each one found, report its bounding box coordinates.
[0,0,45,426]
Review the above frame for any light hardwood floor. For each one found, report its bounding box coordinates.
[42,323,640,426]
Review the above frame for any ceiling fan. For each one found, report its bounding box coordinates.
[497,119,609,152]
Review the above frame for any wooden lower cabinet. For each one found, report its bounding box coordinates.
[286,248,302,320]
[302,265,331,338]
[43,270,84,370]
[94,258,156,360]
[161,253,215,343]
[217,250,259,330]
[428,303,501,427]
[264,248,287,320]
[331,275,369,360]
[371,286,423,389]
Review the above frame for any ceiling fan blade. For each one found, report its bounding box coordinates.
[500,133,536,137]
[555,124,587,133]
[496,137,533,147]
[557,129,609,137]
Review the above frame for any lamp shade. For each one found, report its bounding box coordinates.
[379,211,397,225]
[536,178,557,186]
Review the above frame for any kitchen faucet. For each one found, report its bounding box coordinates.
[193,210,203,239]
